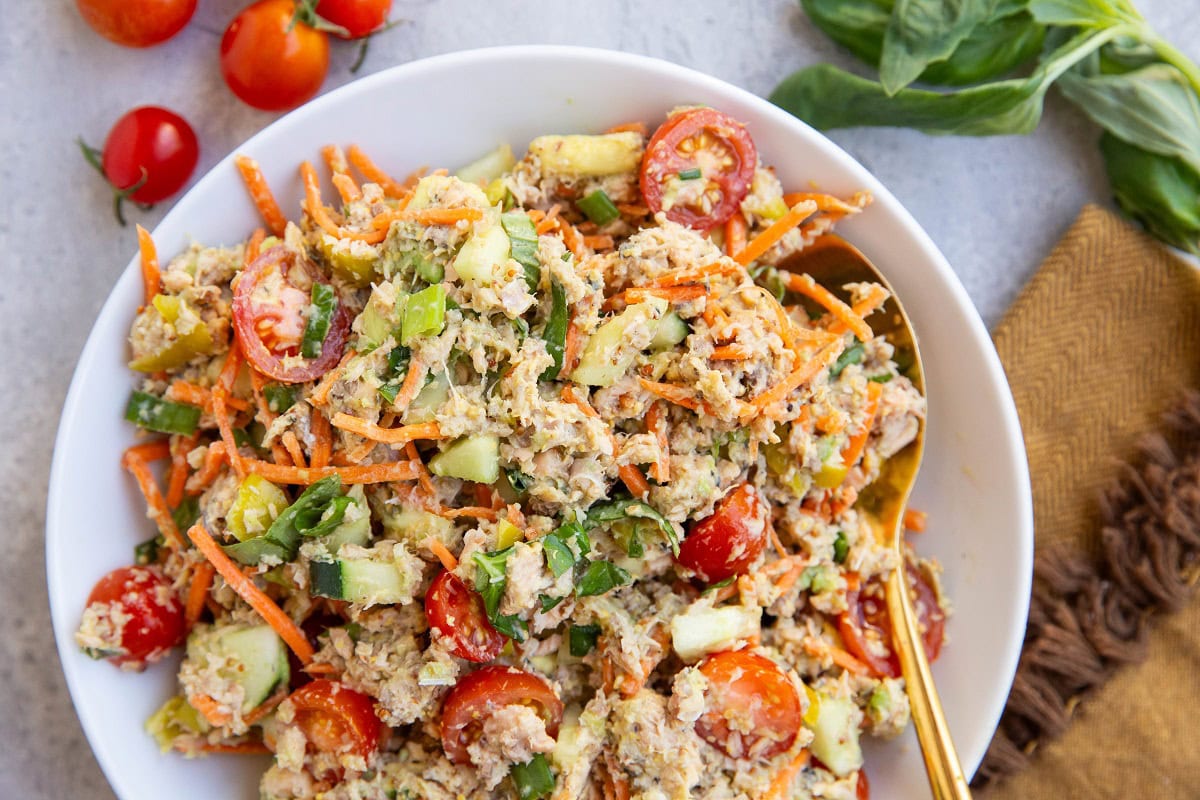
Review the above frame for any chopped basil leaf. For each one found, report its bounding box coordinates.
[584,498,678,555]
[575,560,632,597]
[222,476,344,565]
[830,341,865,378]
[171,496,200,533]
[625,526,644,558]
[124,390,202,436]
[539,280,568,381]
[133,535,163,565]
[501,210,541,292]
[576,189,620,226]
[541,533,576,578]
[473,547,526,642]
[492,613,527,641]
[538,594,564,612]
[505,468,534,494]
[569,623,602,657]
[301,283,338,359]
[510,754,555,800]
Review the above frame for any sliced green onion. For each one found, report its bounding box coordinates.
[133,535,163,565]
[501,210,541,291]
[539,280,568,381]
[833,531,849,564]
[575,560,632,597]
[510,754,555,800]
[301,283,338,359]
[401,284,447,345]
[263,383,298,414]
[576,189,620,226]
[678,167,703,180]
[125,390,201,435]
[569,624,602,657]
[829,341,864,378]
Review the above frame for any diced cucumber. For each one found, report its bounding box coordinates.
[187,624,290,713]
[670,603,762,663]
[429,434,500,484]
[309,546,418,606]
[570,297,669,387]
[408,174,490,210]
[809,693,863,777]
[405,371,450,424]
[453,224,511,284]
[225,475,290,542]
[527,132,644,177]
[380,505,457,548]
[319,235,377,288]
[650,312,690,351]
[357,295,400,352]
[316,485,371,554]
[456,143,516,185]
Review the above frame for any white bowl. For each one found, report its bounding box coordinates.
[47,45,1032,800]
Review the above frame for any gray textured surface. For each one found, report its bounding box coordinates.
[1,1,1197,798]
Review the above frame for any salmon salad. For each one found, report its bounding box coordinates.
[76,106,944,800]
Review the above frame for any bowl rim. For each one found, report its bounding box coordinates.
[46,43,1032,799]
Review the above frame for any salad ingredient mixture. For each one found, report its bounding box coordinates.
[77,106,943,800]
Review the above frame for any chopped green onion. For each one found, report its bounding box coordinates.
[401,284,447,345]
[829,341,864,378]
[510,754,555,800]
[569,624,602,657]
[263,383,297,414]
[678,167,703,180]
[171,496,200,533]
[576,189,620,226]
[125,390,202,435]
[832,531,849,564]
[538,594,564,612]
[575,560,632,597]
[301,283,338,359]
[501,210,541,291]
[539,280,568,381]
[133,535,163,565]
[868,373,894,384]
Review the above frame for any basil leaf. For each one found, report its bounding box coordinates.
[541,533,577,578]
[171,496,200,533]
[472,547,527,642]
[539,280,568,381]
[491,613,527,642]
[501,211,541,292]
[538,594,564,612]
[568,624,602,657]
[505,468,534,494]
[224,476,344,565]
[585,499,678,555]
[301,283,338,359]
[296,495,354,538]
[510,754,555,800]
[134,535,163,565]
[1100,133,1200,254]
[1026,0,1143,28]
[879,0,993,94]
[575,560,632,598]
[702,576,735,595]
[919,11,1045,87]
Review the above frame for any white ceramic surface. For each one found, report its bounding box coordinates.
[46,45,1032,800]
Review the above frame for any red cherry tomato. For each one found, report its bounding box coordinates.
[695,650,802,760]
[837,562,946,679]
[93,106,199,208]
[80,566,185,669]
[288,679,384,758]
[425,571,506,663]
[76,0,196,47]
[857,769,870,800]
[315,0,392,38]
[440,666,564,765]
[232,246,351,383]
[640,107,758,232]
[675,483,768,583]
[220,0,330,112]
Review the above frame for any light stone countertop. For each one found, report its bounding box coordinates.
[2,1,1197,798]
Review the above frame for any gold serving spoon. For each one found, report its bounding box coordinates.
[781,234,972,800]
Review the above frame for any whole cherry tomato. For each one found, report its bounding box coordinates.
[76,0,196,47]
[837,562,946,679]
[78,566,186,669]
[288,679,384,758]
[640,107,758,232]
[695,650,803,760]
[315,0,392,38]
[425,571,506,663]
[81,106,199,225]
[675,483,768,583]
[440,666,563,764]
[220,0,330,112]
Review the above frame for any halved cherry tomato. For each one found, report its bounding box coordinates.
[440,666,563,764]
[288,679,384,758]
[80,566,186,669]
[695,650,802,760]
[220,0,330,112]
[315,0,392,38]
[76,0,196,47]
[675,483,767,583]
[640,107,758,232]
[426,571,506,663]
[232,246,351,383]
[837,562,945,679]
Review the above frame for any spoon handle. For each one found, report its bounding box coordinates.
[885,563,973,800]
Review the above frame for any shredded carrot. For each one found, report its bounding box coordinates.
[904,508,928,533]
[645,401,670,483]
[559,217,586,258]
[605,753,632,800]
[786,272,873,343]
[425,537,459,571]
[331,415,443,446]
[582,234,615,251]
[773,560,808,594]
[816,412,847,434]
[767,513,788,556]
[389,357,429,413]
[188,523,314,664]
[181,740,273,756]
[617,202,649,217]
[618,464,652,500]
[135,224,160,306]
[323,145,362,204]
[605,121,648,136]
[404,441,439,498]
[346,144,407,198]
[560,314,582,377]
[436,505,500,521]
[211,387,247,481]
[533,204,561,234]
[331,172,362,204]
[322,143,350,176]
[741,341,843,421]
[166,380,250,413]
[725,213,748,258]
[188,442,228,495]
[188,693,232,727]
[401,165,428,189]
[733,200,818,266]
[239,457,419,485]
[710,344,752,361]
[303,662,340,675]
[125,439,172,462]
[243,690,287,725]
[601,284,706,312]
[234,155,287,237]
[410,207,484,226]
[281,430,307,469]
[166,433,199,509]
[122,446,184,548]
[218,343,243,392]
[248,367,276,428]
[650,260,744,288]
[310,410,332,469]
[186,562,215,625]
[782,191,870,215]
[763,749,811,800]
[838,381,883,472]
[638,378,699,412]
[803,636,870,676]
[244,227,266,267]
[309,350,353,407]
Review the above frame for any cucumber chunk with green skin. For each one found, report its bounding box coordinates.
[527,132,644,177]
[404,371,450,424]
[429,435,500,484]
[809,692,864,777]
[570,297,669,386]
[650,312,690,351]
[186,624,290,713]
[453,224,511,284]
[309,547,418,606]
[670,603,762,663]
[379,505,458,550]
[456,143,516,185]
